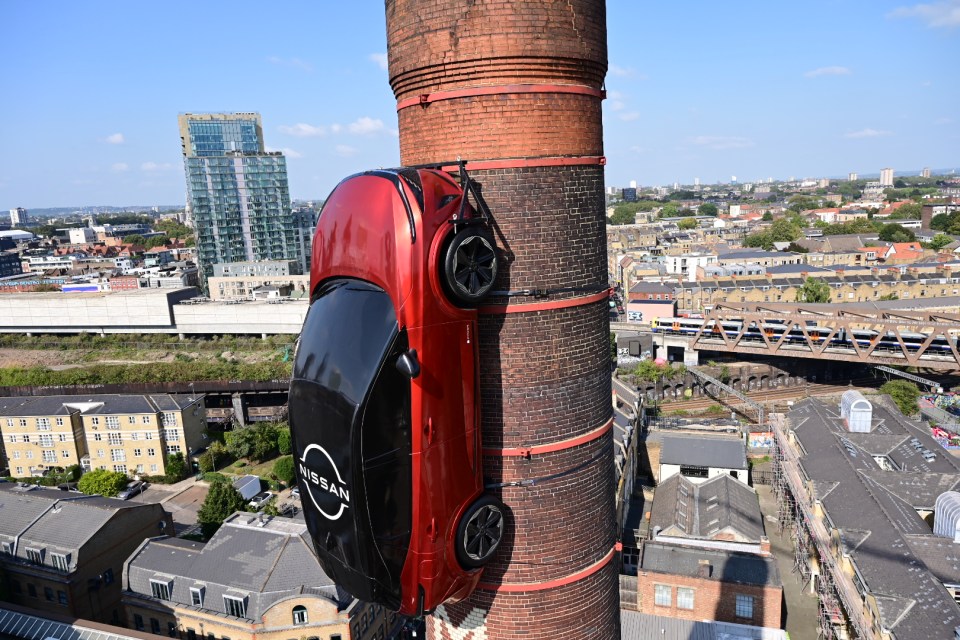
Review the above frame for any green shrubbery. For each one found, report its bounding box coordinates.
[0,361,291,387]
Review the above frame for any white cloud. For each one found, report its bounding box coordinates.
[844,128,892,138]
[619,111,641,122]
[141,161,175,172]
[888,1,960,28]
[266,146,303,158]
[111,163,129,172]
[266,56,313,72]
[369,53,388,70]
[689,136,755,150]
[347,117,385,135]
[105,133,125,144]
[804,66,852,77]
[278,123,328,137]
[335,145,358,157]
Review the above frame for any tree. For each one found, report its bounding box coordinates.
[878,223,916,243]
[122,234,147,245]
[77,469,130,497]
[609,332,618,366]
[698,202,718,216]
[880,380,920,416]
[197,481,247,538]
[677,217,698,230]
[273,456,295,486]
[761,212,773,222]
[277,428,292,455]
[165,452,187,482]
[889,203,921,220]
[929,233,954,251]
[796,277,830,303]
[145,235,169,249]
[931,213,953,231]
[608,208,636,225]
[659,202,679,218]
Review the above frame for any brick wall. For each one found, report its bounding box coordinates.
[385,1,618,638]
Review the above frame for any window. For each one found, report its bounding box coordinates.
[44,586,54,601]
[28,583,37,598]
[22,434,29,442]
[97,449,105,458]
[103,568,114,585]
[654,584,672,607]
[114,464,127,474]
[6,434,14,443]
[91,417,100,426]
[163,413,177,426]
[736,594,754,619]
[186,630,196,640]
[167,445,182,454]
[42,450,57,463]
[58,590,68,605]
[191,587,204,607]
[164,428,180,441]
[150,619,161,635]
[131,432,140,440]
[15,466,23,475]
[168,622,178,638]
[51,553,69,572]
[224,595,247,618]
[133,448,142,457]
[12,451,19,459]
[94,433,103,441]
[37,418,51,430]
[59,433,68,441]
[677,587,694,610]
[142,416,151,424]
[26,548,43,565]
[134,615,144,631]
[108,433,123,445]
[39,434,53,447]
[136,464,144,473]
[106,416,120,429]
[111,449,126,462]
[62,450,70,459]
[4,419,11,427]
[1,542,11,555]
[150,579,171,600]
[25,450,33,459]
[293,605,308,625]
[150,464,158,472]
[128,416,136,424]
[145,432,154,439]
[19,418,27,427]
[148,448,157,457]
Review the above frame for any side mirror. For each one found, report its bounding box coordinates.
[396,349,421,379]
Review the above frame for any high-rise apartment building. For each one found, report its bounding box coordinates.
[9,207,28,227]
[880,167,894,187]
[848,172,858,181]
[922,167,931,178]
[178,113,310,282]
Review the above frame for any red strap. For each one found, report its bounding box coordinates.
[479,288,610,315]
[477,544,617,592]
[440,156,605,172]
[482,417,613,458]
[397,83,605,110]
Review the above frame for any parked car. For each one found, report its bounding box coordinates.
[248,491,275,509]
[117,481,146,500]
[57,482,80,493]
[290,166,505,617]
[290,486,300,500]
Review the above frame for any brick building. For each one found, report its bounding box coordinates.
[0,394,206,479]
[635,541,782,628]
[122,512,396,640]
[0,483,173,625]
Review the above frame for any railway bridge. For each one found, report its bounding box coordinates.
[650,302,960,371]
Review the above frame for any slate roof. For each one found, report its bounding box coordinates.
[0,394,201,417]
[640,540,781,588]
[786,397,960,638]
[650,473,764,543]
[660,434,747,470]
[124,512,344,621]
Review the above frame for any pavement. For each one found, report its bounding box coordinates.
[755,484,819,640]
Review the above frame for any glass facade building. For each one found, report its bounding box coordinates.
[178,113,310,282]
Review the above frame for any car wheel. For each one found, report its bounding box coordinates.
[442,227,498,306]
[455,494,505,569]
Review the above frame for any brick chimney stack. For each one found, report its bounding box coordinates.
[385,1,619,638]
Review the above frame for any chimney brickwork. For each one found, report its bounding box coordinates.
[385,1,620,638]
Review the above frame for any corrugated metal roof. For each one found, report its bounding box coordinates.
[0,606,144,640]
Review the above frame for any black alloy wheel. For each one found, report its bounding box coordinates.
[442,227,498,307]
[455,494,505,569]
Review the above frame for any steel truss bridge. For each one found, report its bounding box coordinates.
[654,302,960,371]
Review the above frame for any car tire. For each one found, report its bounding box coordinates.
[442,227,498,307]
[454,494,505,569]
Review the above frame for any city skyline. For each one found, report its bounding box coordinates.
[2,0,958,209]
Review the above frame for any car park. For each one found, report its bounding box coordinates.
[117,481,146,500]
[289,166,505,617]
[248,491,275,509]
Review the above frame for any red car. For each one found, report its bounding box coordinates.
[289,167,505,616]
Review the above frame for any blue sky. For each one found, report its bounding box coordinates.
[1,0,958,209]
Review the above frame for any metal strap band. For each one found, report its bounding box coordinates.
[396,83,605,110]
[479,287,611,315]
[439,156,605,172]
[476,543,619,592]
[482,417,613,458]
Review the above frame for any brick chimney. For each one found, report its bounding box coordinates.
[759,536,771,556]
[385,2,619,639]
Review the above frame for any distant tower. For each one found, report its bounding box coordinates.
[629,180,637,189]
[694,177,700,187]
[922,167,931,178]
[178,113,310,281]
[8,208,28,227]
[880,167,894,187]
[731,175,737,183]
[848,172,858,181]
[673,181,680,190]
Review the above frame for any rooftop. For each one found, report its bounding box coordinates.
[650,473,764,543]
[639,540,781,588]
[660,434,747,470]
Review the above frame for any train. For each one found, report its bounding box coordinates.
[650,316,958,354]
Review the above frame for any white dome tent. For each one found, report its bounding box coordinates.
[840,390,873,433]
[935,491,960,543]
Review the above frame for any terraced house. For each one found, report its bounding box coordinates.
[0,394,205,479]
[122,512,398,640]
[0,483,173,624]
